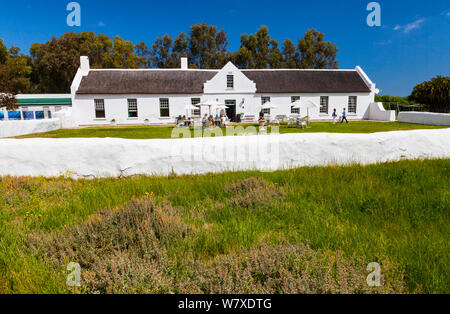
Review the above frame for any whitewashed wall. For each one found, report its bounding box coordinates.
[398,112,450,126]
[366,103,396,121]
[0,118,61,138]
[73,92,374,125]
[1,129,449,178]
[73,91,374,125]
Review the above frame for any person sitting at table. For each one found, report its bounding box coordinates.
[214,114,220,127]
[259,109,265,121]
[208,114,214,128]
[220,114,227,127]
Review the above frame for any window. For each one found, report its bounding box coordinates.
[261,97,271,104]
[227,75,234,88]
[291,96,300,114]
[348,96,357,113]
[191,98,201,117]
[160,98,170,117]
[95,99,105,118]
[261,97,271,115]
[320,96,329,114]
[128,99,138,118]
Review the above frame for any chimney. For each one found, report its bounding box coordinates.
[181,57,188,70]
[80,56,90,76]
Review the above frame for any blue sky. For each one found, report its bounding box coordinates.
[0,0,449,96]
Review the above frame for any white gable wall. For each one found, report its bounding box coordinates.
[203,62,257,94]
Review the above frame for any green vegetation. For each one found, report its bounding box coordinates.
[1,159,448,294]
[2,26,337,94]
[16,121,446,139]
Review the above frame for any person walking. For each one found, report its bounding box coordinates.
[332,109,338,124]
[341,108,349,124]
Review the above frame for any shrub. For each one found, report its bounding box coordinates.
[223,177,285,209]
[178,243,409,294]
[28,196,193,294]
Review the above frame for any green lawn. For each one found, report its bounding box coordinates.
[15,121,447,139]
[0,159,448,294]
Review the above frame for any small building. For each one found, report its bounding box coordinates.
[0,94,72,121]
[67,56,378,126]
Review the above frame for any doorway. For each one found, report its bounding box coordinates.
[225,100,236,122]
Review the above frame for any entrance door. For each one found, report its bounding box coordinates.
[225,100,236,122]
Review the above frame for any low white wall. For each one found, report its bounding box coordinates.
[398,112,450,126]
[367,102,396,121]
[0,119,61,138]
[0,129,448,178]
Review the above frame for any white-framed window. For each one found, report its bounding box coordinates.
[95,99,105,118]
[261,97,271,115]
[191,98,201,117]
[128,99,138,118]
[291,96,300,114]
[160,98,170,117]
[348,96,357,113]
[227,75,234,89]
[261,96,271,104]
[320,96,329,114]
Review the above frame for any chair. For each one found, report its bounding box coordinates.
[287,115,298,127]
[297,116,308,129]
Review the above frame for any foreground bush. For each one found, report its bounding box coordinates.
[29,195,408,294]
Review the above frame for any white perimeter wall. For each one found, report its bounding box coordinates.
[398,112,450,126]
[0,119,61,138]
[367,103,396,121]
[73,92,374,126]
[0,129,448,178]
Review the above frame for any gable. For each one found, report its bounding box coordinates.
[203,62,257,94]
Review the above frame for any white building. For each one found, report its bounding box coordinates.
[1,94,71,121]
[70,56,381,126]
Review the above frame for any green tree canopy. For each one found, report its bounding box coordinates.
[30,32,139,93]
[297,29,338,69]
[410,76,450,113]
[1,25,342,93]
[0,39,32,98]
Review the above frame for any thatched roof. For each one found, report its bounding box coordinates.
[77,70,218,95]
[76,69,371,95]
[242,70,371,93]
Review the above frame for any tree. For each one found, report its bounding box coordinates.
[30,32,139,93]
[0,39,32,96]
[297,29,338,69]
[410,76,450,113]
[188,23,230,69]
[0,93,17,111]
[0,39,8,64]
[281,38,298,68]
[233,26,282,69]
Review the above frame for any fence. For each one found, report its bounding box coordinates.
[0,110,52,121]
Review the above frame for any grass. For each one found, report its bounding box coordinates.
[0,159,448,294]
[15,121,447,139]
